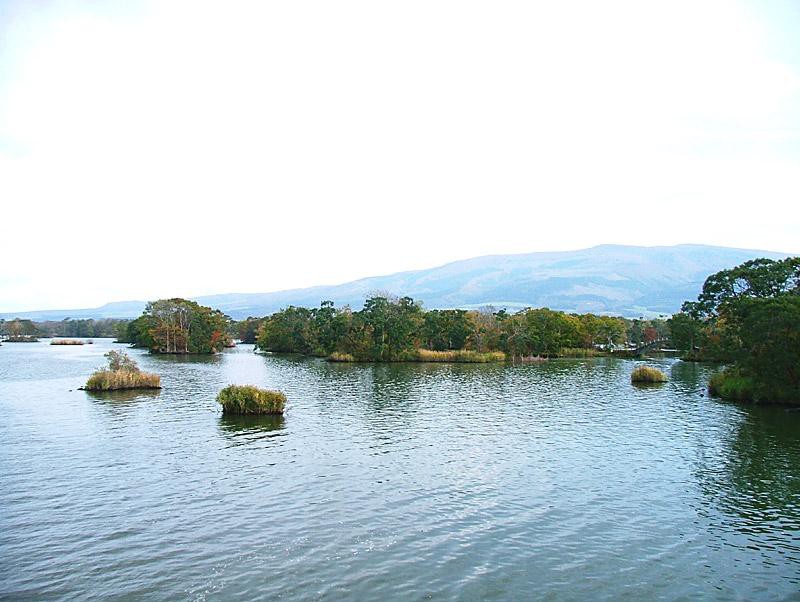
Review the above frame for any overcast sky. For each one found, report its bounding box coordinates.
[1,0,798,312]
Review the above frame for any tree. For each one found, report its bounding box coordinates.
[668,312,702,352]
[233,317,264,344]
[358,296,423,360]
[3,319,39,338]
[596,316,627,347]
[734,296,800,402]
[467,308,501,352]
[683,257,800,402]
[256,306,315,354]
[422,309,472,351]
[683,257,800,320]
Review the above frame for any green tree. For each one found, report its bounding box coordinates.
[668,312,702,353]
[683,257,800,320]
[683,257,800,402]
[359,296,423,360]
[257,306,317,354]
[733,296,800,401]
[422,309,472,350]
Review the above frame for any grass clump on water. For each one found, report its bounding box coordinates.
[85,370,161,390]
[51,339,85,345]
[557,347,604,358]
[415,349,506,363]
[631,365,668,383]
[217,385,286,415]
[84,350,161,391]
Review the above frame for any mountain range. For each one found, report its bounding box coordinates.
[1,244,791,321]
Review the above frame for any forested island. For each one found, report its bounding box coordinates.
[122,299,232,353]
[249,299,637,362]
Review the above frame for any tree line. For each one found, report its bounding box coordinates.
[667,257,799,403]
[245,297,634,361]
[0,318,129,339]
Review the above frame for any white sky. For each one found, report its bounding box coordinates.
[1,0,798,312]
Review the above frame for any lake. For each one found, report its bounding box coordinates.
[1,339,799,600]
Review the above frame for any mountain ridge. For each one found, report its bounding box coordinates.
[1,244,791,320]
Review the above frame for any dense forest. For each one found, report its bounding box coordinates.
[668,257,800,403]
[123,298,232,354]
[245,297,658,361]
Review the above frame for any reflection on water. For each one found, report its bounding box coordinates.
[1,340,799,600]
[699,404,800,537]
[632,381,667,390]
[669,359,712,392]
[149,352,223,365]
[85,388,161,403]
[219,413,286,439]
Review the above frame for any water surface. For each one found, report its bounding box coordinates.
[1,340,799,600]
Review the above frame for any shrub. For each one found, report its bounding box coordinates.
[85,370,161,391]
[328,352,357,362]
[708,368,799,404]
[51,339,84,345]
[631,365,668,383]
[217,385,286,415]
[105,349,139,372]
[416,349,506,363]
[708,369,757,402]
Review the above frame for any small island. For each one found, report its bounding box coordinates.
[84,350,161,391]
[0,319,40,342]
[123,298,232,354]
[51,339,85,345]
[631,365,668,384]
[217,385,286,415]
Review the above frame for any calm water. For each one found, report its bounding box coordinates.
[1,340,799,600]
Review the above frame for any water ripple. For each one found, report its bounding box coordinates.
[1,341,799,599]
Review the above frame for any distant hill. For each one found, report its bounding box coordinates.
[1,244,791,321]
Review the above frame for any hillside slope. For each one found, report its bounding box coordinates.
[1,244,790,320]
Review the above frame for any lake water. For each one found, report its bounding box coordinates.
[1,339,799,600]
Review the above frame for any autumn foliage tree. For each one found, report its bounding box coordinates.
[127,298,231,354]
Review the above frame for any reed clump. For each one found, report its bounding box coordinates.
[51,339,85,345]
[631,365,668,383]
[84,350,160,391]
[328,352,357,362]
[85,369,161,391]
[415,349,506,363]
[557,347,603,358]
[217,385,286,415]
[708,369,755,402]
